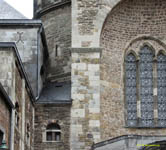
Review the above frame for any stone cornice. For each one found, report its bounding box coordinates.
[34,0,71,18]
[71,47,102,53]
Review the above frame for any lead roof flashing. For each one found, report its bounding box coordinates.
[0,42,36,105]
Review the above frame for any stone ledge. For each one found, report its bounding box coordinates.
[71,48,102,53]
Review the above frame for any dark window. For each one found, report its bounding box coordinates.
[46,123,61,142]
[0,130,4,145]
[15,102,20,128]
[55,45,58,57]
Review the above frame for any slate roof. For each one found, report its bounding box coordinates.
[0,0,27,19]
[37,82,71,104]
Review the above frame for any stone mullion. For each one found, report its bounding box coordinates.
[136,59,141,126]
[153,58,158,126]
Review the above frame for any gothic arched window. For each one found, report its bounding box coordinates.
[125,44,166,128]
[125,53,137,127]
[139,45,154,127]
[46,123,61,142]
[157,53,166,126]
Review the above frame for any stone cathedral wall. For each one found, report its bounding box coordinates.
[100,0,166,141]
[71,0,166,149]
[34,1,71,83]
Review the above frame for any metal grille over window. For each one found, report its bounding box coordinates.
[125,53,137,126]
[157,53,166,126]
[139,46,154,127]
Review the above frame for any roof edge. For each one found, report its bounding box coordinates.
[0,42,36,105]
[0,19,42,27]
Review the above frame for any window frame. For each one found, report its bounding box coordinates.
[124,43,166,128]
[44,123,62,143]
[46,129,61,142]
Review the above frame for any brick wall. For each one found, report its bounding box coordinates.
[100,0,166,141]
[14,66,23,150]
[24,90,34,150]
[34,104,71,150]
[14,63,35,150]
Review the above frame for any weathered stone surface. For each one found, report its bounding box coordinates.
[0,90,11,147]
[0,28,44,97]
[0,47,35,150]
[71,51,101,150]
[100,0,166,142]
[40,4,71,83]
[34,104,71,150]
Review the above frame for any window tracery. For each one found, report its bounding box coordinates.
[157,53,166,126]
[125,44,166,127]
[125,53,137,126]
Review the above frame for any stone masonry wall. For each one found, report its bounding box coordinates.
[0,48,15,99]
[0,28,40,96]
[40,4,71,83]
[0,93,11,147]
[100,0,166,141]
[71,51,100,150]
[14,60,35,150]
[0,48,35,150]
[24,89,34,150]
[72,0,122,48]
[14,66,23,150]
[34,104,71,150]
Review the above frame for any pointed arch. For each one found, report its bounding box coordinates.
[125,53,137,126]
[139,45,154,126]
[125,50,139,61]
[157,52,166,126]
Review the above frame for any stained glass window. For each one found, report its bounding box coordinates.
[139,46,154,127]
[125,53,137,126]
[157,53,166,126]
